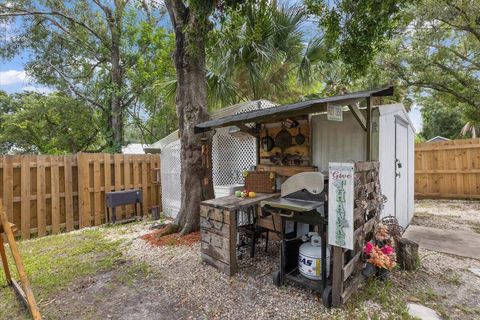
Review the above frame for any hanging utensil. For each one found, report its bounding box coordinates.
[275,124,292,151]
[294,127,306,145]
[261,128,274,152]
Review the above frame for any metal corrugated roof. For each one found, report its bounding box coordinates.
[195,86,394,133]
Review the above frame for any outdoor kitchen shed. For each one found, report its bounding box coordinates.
[195,87,415,229]
[194,86,413,307]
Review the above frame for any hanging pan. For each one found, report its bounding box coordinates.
[275,125,292,150]
[261,129,274,152]
[294,127,306,145]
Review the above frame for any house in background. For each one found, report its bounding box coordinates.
[426,136,450,143]
[121,143,147,154]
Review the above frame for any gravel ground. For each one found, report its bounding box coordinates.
[26,199,480,319]
[414,200,480,232]
[124,237,335,319]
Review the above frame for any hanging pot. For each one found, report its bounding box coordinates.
[294,127,306,145]
[261,129,274,152]
[275,126,292,150]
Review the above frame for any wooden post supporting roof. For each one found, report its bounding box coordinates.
[348,103,367,131]
[366,97,372,160]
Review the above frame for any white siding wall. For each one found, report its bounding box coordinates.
[311,112,367,173]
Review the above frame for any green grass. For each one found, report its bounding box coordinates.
[345,278,413,319]
[0,229,124,319]
[441,270,462,285]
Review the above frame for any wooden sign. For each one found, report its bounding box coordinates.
[327,104,343,122]
[328,162,354,250]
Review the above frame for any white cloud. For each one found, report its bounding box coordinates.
[21,86,55,95]
[0,70,27,85]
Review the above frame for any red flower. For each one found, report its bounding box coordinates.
[381,245,394,255]
[364,242,373,255]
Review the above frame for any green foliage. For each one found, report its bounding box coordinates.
[306,0,415,75]
[419,93,465,140]
[375,0,480,133]
[0,1,176,148]
[0,91,103,154]
[204,1,324,107]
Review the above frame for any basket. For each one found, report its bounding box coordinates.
[244,171,276,193]
[381,215,404,240]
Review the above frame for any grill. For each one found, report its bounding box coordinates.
[261,172,326,213]
[261,172,332,307]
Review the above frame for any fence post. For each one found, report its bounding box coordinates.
[20,156,31,239]
[77,153,91,228]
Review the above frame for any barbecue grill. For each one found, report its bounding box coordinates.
[261,172,332,307]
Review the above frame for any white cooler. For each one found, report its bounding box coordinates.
[214,184,244,198]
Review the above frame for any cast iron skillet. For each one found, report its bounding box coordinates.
[261,129,274,152]
[275,126,292,150]
[295,127,306,145]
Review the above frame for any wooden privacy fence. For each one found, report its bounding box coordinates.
[415,138,480,199]
[0,153,161,239]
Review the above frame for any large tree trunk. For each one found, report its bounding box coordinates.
[166,0,215,235]
[108,1,125,151]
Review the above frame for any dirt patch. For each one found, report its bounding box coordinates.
[44,259,200,320]
[140,227,200,247]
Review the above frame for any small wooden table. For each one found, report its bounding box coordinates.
[200,193,280,276]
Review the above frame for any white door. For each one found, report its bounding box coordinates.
[395,117,409,227]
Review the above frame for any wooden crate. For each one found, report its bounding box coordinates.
[244,171,276,193]
[199,205,237,276]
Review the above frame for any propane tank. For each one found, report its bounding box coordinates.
[298,232,330,280]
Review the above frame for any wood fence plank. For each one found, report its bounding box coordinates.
[141,158,149,214]
[51,156,60,234]
[124,155,132,218]
[3,156,14,223]
[77,153,91,228]
[104,153,111,223]
[93,154,102,226]
[114,154,124,220]
[104,154,112,193]
[64,155,74,232]
[133,155,140,190]
[36,156,46,236]
[150,155,157,208]
[20,156,31,239]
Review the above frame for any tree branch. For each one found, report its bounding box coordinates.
[0,4,111,50]
[45,61,106,111]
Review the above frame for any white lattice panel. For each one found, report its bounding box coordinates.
[160,100,277,217]
[212,128,257,186]
[161,140,181,217]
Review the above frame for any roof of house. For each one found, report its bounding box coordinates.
[122,143,147,154]
[145,100,277,152]
[426,136,450,143]
[194,86,394,133]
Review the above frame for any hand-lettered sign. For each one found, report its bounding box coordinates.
[327,104,343,122]
[328,162,354,250]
